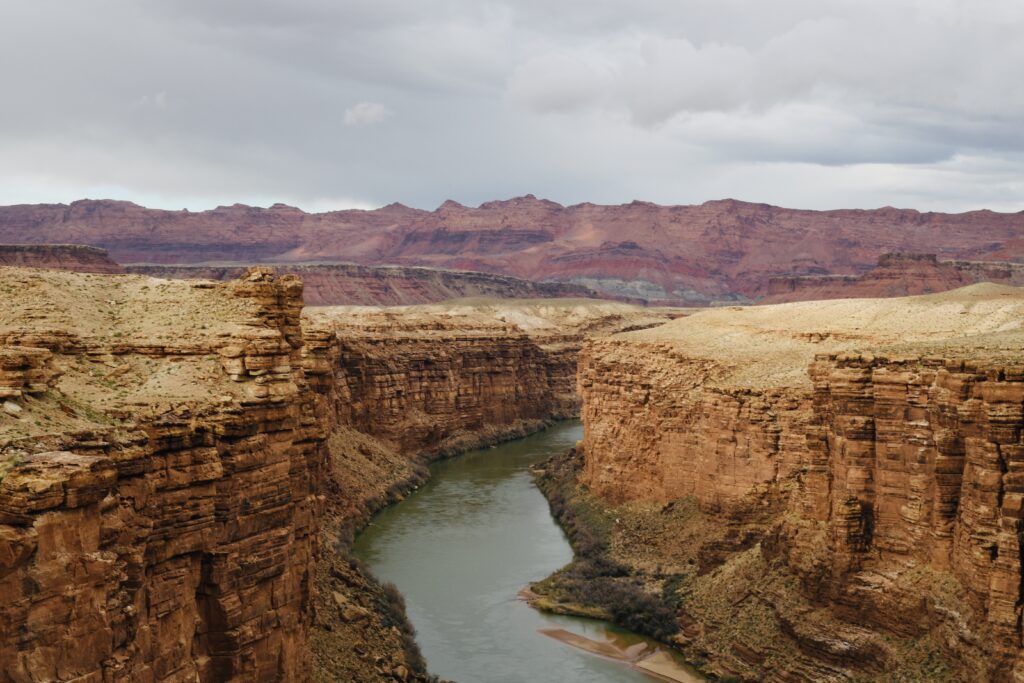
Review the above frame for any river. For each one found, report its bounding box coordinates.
[353,421,704,683]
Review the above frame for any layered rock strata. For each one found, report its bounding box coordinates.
[764,252,1024,303]
[0,268,323,682]
[0,265,674,682]
[5,197,1024,304]
[778,348,1024,681]
[575,284,1024,681]
[0,244,124,274]
[127,263,606,306]
[308,300,682,441]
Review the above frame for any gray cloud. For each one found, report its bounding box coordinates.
[0,0,1021,212]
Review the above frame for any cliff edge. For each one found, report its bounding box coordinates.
[0,267,321,682]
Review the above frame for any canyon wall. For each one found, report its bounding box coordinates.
[3,197,1023,304]
[307,300,680,456]
[763,252,1024,303]
[0,265,673,682]
[579,340,811,510]
[0,244,123,273]
[776,350,1024,680]
[127,263,602,306]
[302,300,677,681]
[0,268,323,682]
[575,285,1024,681]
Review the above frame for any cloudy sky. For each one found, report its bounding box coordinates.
[2,0,1022,212]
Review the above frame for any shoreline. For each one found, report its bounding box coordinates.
[537,628,705,683]
[524,444,716,683]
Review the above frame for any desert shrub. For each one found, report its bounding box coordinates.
[377,580,428,673]
[534,446,681,641]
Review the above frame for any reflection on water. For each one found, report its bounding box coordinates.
[353,421,705,683]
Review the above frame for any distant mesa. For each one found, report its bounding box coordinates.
[0,197,1022,306]
[124,263,617,307]
[762,252,1024,303]
[0,244,124,274]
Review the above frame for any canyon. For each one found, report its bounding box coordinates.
[2,197,1024,304]
[0,266,674,682]
[3,228,1024,682]
[556,283,1024,681]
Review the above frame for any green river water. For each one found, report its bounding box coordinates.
[353,421,705,683]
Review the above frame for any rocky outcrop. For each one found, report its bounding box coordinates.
[0,347,59,400]
[573,285,1024,681]
[4,197,1024,304]
[126,263,603,306]
[0,244,123,273]
[0,268,324,682]
[764,252,1024,303]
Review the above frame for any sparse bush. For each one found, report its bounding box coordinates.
[378,580,427,672]
[346,556,429,674]
[534,446,680,641]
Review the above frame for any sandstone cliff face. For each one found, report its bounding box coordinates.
[126,263,603,306]
[778,350,1024,681]
[0,268,324,683]
[579,340,811,509]
[763,252,1024,303]
[307,300,679,456]
[575,285,1024,680]
[4,196,1024,304]
[0,244,123,274]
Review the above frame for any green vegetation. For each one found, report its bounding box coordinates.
[0,453,23,483]
[345,556,438,681]
[532,446,681,642]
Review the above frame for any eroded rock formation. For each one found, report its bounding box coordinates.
[310,300,680,441]
[4,197,1024,304]
[0,267,322,682]
[778,349,1024,680]
[574,284,1024,681]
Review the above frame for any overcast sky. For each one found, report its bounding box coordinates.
[2,0,1022,212]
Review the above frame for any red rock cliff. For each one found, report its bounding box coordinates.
[0,268,323,682]
[4,197,1024,304]
[763,252,1024,303]
[576,285,1024,680]
[126,263,604,306]
[307,300,679,456]
[778,350,1024,681]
